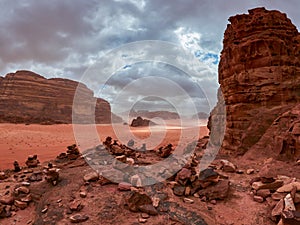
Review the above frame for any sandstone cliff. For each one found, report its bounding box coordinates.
[212,7,300,156]
[0,70,120,124]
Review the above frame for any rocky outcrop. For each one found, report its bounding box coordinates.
[0,70,120,124]
[216,7,300,155]
[130,116,154,127]
[129,110,180,120]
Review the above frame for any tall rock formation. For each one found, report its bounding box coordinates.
[215,7,300,155]
[0,70,119,124]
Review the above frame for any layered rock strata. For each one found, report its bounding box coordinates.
[0,70,118,124]
[215,7,300,155]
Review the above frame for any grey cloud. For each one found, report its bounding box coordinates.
[0,0,299,113]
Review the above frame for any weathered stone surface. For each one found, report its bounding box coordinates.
[0,70,121,124]
[211,7,300,155]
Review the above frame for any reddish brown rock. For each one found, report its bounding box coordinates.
[0,196,14,205]
[125,191,152,212]
[0,70,121,124]
[198,180,230,200]
[213,7,300,155]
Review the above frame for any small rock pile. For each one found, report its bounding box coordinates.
[57,144,81,160]
[104,137,136,158]
[44,167,60,186]
[169,154,230,202]
[25,155,39,168]
[250,176,300,224]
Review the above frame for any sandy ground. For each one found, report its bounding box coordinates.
[0,123,208,170]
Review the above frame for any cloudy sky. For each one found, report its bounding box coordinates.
[1,0,299,115]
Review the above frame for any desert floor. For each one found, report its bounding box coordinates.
[0,122,208,170]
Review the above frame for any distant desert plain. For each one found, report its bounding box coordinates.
[0,121,208,170]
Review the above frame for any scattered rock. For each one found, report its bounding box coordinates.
[21,182,31,186]
[176,168,192,181]
[66,144,81,160]
[0,172,7,180]
[138,204,158,215]
[15,186,30,195]
[111,145,125,155]
[131,175,142,187]
[271,192,286,201]
[125,191,152,212]
[70,214,89,223]
[45,168,59,185]
[271,199,284,217]
[276,182,300,193]
[220,160,236,172]
[83,171,99,182]
[138,218,147,223]
[141,213,150,219]
[246,169,255,175]
[79,192,87,198]
[236,170,244,174]
[173,184,185,196]
[253,195,264,203]
[183,198,194,204]
[210,200,217,205]
[13,161,21,172]
[284,194,296,211]
[20,194,32,203]
[158,144,174,158]
[0,196,14,205]
[256,189,271,198]
[41,207,48,213]
[14,200,27,210]
[69,200,83,212]
[118,182,132,191]
[151,197,160,208]
[198,180,230,200]
[251,180,284,191]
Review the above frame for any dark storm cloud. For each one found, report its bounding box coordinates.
[0,0,299,112]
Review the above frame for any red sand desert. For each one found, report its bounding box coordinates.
[0,123,208,170]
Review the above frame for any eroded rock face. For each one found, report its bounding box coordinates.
[0,70,119,124]
[217,7,300,154]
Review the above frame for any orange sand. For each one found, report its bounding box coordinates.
[0,123,208,170]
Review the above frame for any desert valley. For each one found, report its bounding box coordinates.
[0,6,299,225]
